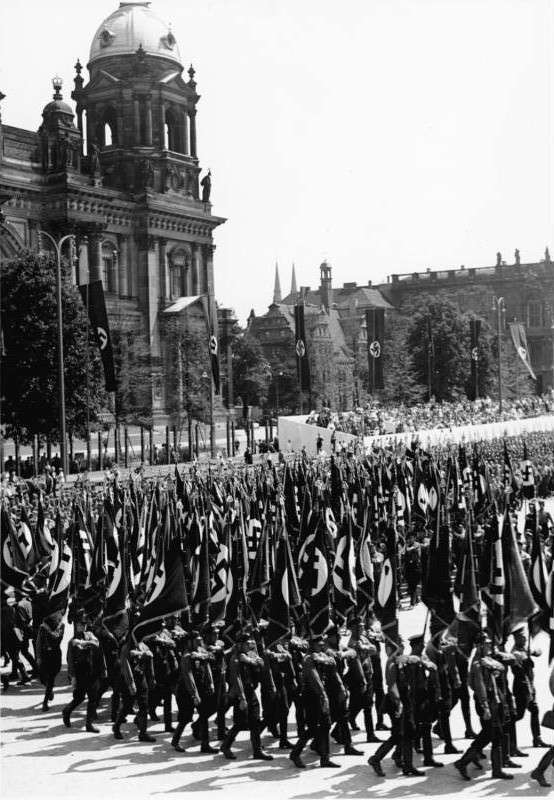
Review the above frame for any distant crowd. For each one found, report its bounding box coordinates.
[306,393,554,438]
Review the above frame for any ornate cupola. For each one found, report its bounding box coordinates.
[37,76,82,174]
[71,0,203,198]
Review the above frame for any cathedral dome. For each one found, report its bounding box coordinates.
[89,1,182,67]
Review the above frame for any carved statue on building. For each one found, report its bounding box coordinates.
[200,169,211,202]
[139,158,155,190]
[514,248,521,265]
[496,251,502,266]
[90,143,101,175]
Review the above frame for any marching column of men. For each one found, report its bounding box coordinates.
[4,597,552,788]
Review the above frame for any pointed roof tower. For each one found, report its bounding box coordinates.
[273,262,282,304]
[290,262,298,297]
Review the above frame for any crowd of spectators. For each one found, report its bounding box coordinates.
[306,392,554,437]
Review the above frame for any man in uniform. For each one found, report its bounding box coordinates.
[171,629,218,753]
[346,616,380,743]
[409,633,443,768]
[203,621,228,740]
[289,634,340,769]
[145,621,179,732]
[454,632,515,780]
[62,611,105,732]
[112,633,156,743]
[220,632,273,761]
[36,611,65,712]
[511,627,548,749]
[325,626,364,756]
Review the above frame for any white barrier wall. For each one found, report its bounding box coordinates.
[363,413,554,449]
[277,415,359,455]
[278,413,554,455]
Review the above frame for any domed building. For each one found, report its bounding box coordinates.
[0,1,226,442]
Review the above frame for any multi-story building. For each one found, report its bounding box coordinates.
[380,250,554,392]
[0,0,226,423]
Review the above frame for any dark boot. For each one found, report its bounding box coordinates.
[220,723,239,759]
[368,755,385,777]
[62,698,80,727]
[491,745,513,779]
[251,722,273,760]
[531,747,554,787]
[423,727,443,767]
[112,723,123,740]
[453,748,476,781]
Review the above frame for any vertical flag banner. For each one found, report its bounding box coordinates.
[79,280,117,392]
[203,294,220,395]
[376,525,398,645]
[469,318,481,399]
[294,302,311,392]
[508,322,537,380]
[366,308,384,392]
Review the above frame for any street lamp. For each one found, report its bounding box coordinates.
[39,229,75,476]
[201,369,215,458]
[492,296,505,413]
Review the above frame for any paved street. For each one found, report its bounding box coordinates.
[2,600,552,800]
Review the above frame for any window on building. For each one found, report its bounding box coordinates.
[102,241,117,293]
[527,300,542,328]
[170,249,187,298]
[99,106,117,147]
[164,106,185,153]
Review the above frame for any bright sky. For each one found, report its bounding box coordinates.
[1,0,552,324]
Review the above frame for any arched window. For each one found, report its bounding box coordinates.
[164,106,185,153]
[170,249,188,298]
[99,106,118,147]
[102,241,118,293]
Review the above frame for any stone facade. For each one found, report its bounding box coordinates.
[0,1,225,424]
[380,253,554,392]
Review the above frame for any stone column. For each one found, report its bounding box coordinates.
[183,107,189,155]
[136,234,161,357]
[158,238,168,300]
[189,109,197,158]
[145,96,153,146]
[204,243,215,295]
[89,234,102,282]
[133,96,141,145]
[192,244,201,295]
[118,234,128,296]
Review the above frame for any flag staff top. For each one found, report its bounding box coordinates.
[38,228,75,477]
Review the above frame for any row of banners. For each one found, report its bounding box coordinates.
[79,282,221,397]
[294,304,537,396]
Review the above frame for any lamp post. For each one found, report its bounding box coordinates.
[492,296,505,413]
[39,229,75,476]
[201,369,215,458]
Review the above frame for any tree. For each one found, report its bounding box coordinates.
[381,313,426,404]
[232,333,272,419]
[406,296,495,402]
[1,250,105,443]
[109,304,153,427]
[164,313,211,436]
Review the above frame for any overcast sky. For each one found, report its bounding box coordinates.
[1,0,552,323]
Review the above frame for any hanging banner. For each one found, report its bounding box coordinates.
[294,302,311,391]
[366,308,385,392]
[508,322,537,381]
[469,318,481,399]
[79,280,117,392]
[203,294,220,395]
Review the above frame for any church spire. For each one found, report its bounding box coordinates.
[273,261,282,304]
[290,262,298,297]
